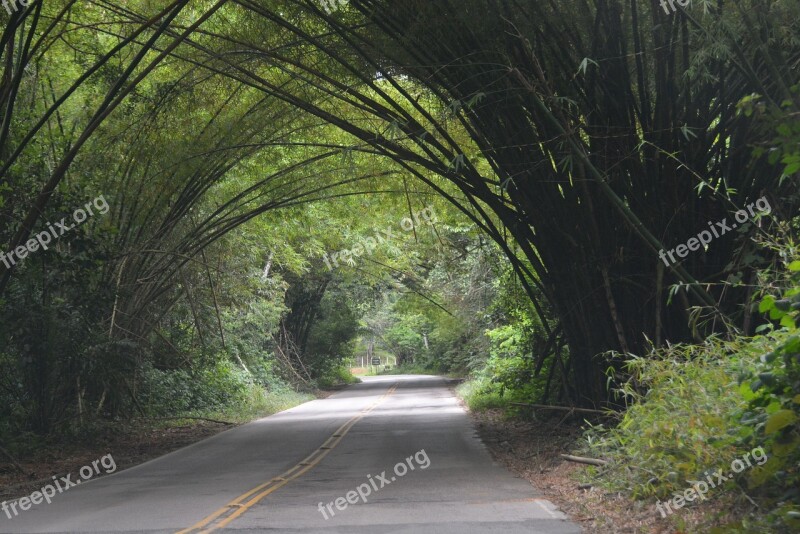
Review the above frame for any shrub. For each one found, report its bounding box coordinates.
[582,340,760,499]
[734,261,800,530]
[316,366,359,389]
[578,254,800,531]
[140,360,257,415]
[457,322,557,412]
[456,379,508,411]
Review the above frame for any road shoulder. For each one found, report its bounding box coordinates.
[0,389,338,504]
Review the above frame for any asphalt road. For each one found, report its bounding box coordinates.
[0,375,581,533]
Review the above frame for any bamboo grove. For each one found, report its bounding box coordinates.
[0,0,798,430]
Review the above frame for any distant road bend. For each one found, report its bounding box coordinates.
[1,375,581,533]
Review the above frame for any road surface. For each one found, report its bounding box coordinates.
[1,375,581,533]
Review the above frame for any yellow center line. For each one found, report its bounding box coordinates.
[176,383,399,534]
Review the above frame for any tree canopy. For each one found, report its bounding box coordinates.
[0,0,798,431]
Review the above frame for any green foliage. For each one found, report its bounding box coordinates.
[381,361,431,375]
[456,379,508,412]
[456,323,554,412]
[384,313,427,365]
[740,85,800,187]
[579,256,800,531]
[480,326,540,399]
[138,357,313,421]
[139,360,253,416]
[583,341,757,498]
[316,366,359,389]
[425,313,473,371]
[735,260,800,529]
[304,289,361,377]
[453,264,557,412]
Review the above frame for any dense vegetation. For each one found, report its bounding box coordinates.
[1,1,799,531]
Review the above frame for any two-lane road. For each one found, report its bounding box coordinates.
[1,376,581,533]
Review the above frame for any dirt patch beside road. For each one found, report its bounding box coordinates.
[466,408,625,532]
[466,408,749,534]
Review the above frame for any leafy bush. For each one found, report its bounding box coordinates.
[579,255,800,531]
[456,379,508,411]
[381,361,433,375]
[316,366,359,389]
[457,322,556,412]
[734,259,800,530]
[140,360,259,416]
[582,340,759,498]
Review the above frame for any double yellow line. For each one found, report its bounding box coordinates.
[177,382,399,533]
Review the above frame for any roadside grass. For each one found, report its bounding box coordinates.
[175,386,315,425]
[569,246,800,532]
[156,365,361,426]
[455,375,539,416]
[352,362,429,376]
[317,366,360,389]
[576,325,800,533]
[377,362,430,375]
[456,319,799,531]
[454,341,782,533]
[1,379,317,502]
[580,338,756,500]
[2,362,319,461]
[456,379,510,411]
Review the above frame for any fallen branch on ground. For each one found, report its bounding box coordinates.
[510,402,609,415]
[560,454,608,466]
